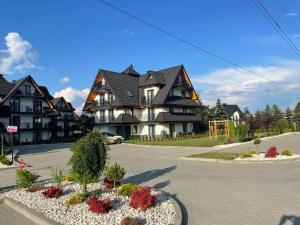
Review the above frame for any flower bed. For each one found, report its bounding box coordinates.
[235,153,300,161]
[1,181,176,225]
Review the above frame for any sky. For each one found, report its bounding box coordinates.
[0,0,300,114]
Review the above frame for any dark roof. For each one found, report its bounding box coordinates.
[139,71,166,87]
[0,76,28,104]
[155,112,202,122]
[51,97,78,118]
[84,64,199,110]
[112,114,140,124]
[122,65,140,77]
[0,75,14,96]
[39,86,54,100]
[222,104,243,117]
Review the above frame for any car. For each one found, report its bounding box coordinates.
[101,132,124,144]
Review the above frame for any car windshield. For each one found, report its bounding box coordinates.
[102,132,114,137]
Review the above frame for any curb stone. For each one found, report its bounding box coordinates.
[181,156,300,163]
[3,197,62,225]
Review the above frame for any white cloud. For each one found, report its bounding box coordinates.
[124,29,134,35]
[54,87,90,115]
[0,32,36,74]
[59,76,70,84]
[285,12,298,17]
[192,60,300,109]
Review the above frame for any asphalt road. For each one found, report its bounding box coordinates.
[0,133,299,225]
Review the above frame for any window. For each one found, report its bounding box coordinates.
[169,107,174,113]
[183,108,186,114]
[100,110,105,123]
[147,89,154,103]
[10,99,20,113]
[132,125,137,134]
[148,125,155,138]
[24,85,31,95]
[99,94,105,106]
[33,101,42,113]
[108,93,113,103]
[108,109,114,121]
[183,123,187,133]
[33,116,42,129]
[125,109,133,115]
[181,90,186,97]
[168,90,173,97]
[148,107,155,121]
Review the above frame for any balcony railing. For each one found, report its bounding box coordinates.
[98,116,115,124]
[15,91,43,97]
[139,114,157,122]
[10,105,43,113]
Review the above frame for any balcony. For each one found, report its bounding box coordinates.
[10,105,43,114]
[139,113,157,122]
[99,116,115,124]
[15,90,43,98]
[141,96,154,104]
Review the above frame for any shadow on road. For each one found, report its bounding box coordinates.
[278,215,300,225]
[16,143,73,156]
[122,165,177,185]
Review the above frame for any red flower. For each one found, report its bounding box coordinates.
[130,187,157,210]
[265,146,278,158]
[42,186,62,198]
[87,196,111,214]
[103,177,120,189]
[18,159,25,170]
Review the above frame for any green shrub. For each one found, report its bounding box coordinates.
[117,183,139,197]
[281,148,292,156]
[0,155,11,165]
[64,194,83,206]
[52,168,64,188]
[16,169,39,188]
[240,152,253,159]
[105,163,126,189]
[68,129,108,192]
[237,123,250,142]
[248,149,259,155]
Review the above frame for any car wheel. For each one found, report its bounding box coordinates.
[115,138,122,144]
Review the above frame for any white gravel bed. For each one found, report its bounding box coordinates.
[0,162,17,169]
[1,182,176,225]
[235,153,300,161]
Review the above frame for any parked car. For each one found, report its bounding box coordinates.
[101,132,124,144]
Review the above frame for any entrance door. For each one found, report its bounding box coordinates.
[148,125,155,138]
[169,124,175,138]
[124,126,131,140]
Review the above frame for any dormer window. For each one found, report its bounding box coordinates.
[147,89,154,103]
[108,93,113,103]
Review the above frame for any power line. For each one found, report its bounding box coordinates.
[274,0,300,37]
[96,0,295,89]
[251,0,300,57]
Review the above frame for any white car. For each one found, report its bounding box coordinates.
[101,132,124,144]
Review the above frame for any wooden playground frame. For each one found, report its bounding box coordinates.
[208,120,230,139]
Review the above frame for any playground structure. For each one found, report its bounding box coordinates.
[208,120,230,139]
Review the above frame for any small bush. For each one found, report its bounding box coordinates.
[65,194,83,206]
[240,152,253,159]
[16,169,39,188]
[42,186,62,198]
[26,183,44,192]
[0,155,11,165]
[87,196,111,214]
[253,137,261,145]
[130,187,157,210]
[105,163,126,189]
[120,217,141,225]
[117,183,139,197]
[52,168,64,188]
[265,146,278,158]
[281,148,292,156]
[248,149,259,155]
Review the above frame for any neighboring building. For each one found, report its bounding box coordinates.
[51,97,78,140]
[222,104,244,126]
[0,74,77,145]
[83,65,201,139]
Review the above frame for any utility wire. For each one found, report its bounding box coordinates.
[96,0,295,89]
[251,0,300,57]
[274,0,300,37]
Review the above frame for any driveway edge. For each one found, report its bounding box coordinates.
[3,197,62,225]
[159,191,183,225]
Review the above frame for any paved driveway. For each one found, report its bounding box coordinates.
[1,133,300,225]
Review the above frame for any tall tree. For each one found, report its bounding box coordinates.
[214,99,227,120]
[255,110,263,120]
[193,105,210,132]
[285,107,293,129]
[272,105,283,121]
[294,102,300,130]
[262,104,274,133]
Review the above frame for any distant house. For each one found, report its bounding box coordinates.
[222,104,244,126]
[83,65,201,139]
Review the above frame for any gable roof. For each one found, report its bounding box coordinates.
[51,96,78,119]
[0,75,15,96]
[39,86,54,100]
[222,104,243,117]
[83,64,200,110]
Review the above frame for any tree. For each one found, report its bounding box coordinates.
[69,129,108,192]
[262,104,274,133]
[272,105,283,122]
[237,123,250,142]
[246,115,263,137]
[253,137,261,152]
[255,110,263,120]
[285,107,293,129]
[294,102,300,131]
[193,105,210,132]
[214,99,227,120]
[105,163,126,189]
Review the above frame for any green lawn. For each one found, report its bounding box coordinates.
[125,136,224,147]
[188,151,240,160]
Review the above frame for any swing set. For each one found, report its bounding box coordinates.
[208,120,230,139]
